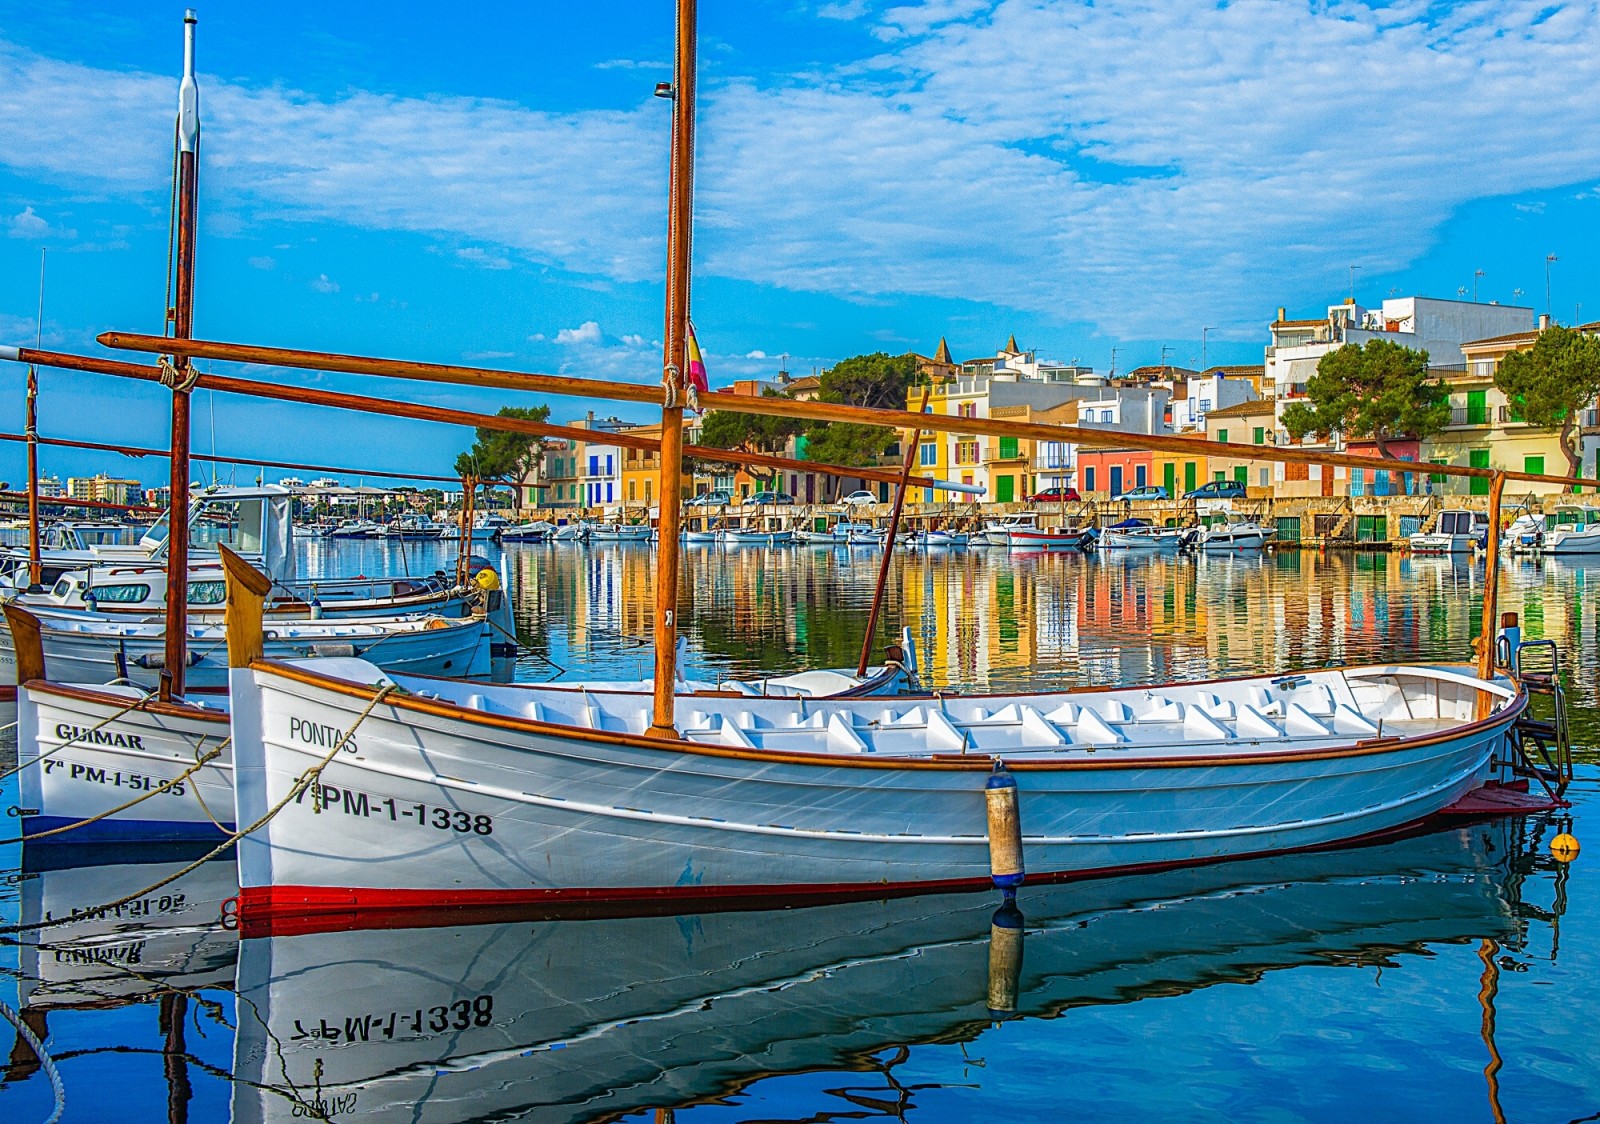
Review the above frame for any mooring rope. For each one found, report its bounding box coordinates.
[0,684,395,939]
[0,688,160,785]
[0,743,225,845]
[0,996,65,1124]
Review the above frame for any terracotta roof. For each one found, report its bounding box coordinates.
[1271,318,1325,328]
[1205,399,1275,420]
[1200,364,1266,377]
[784,375,821,391]
[1461,330,1537,348]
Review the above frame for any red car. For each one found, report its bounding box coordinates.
[1027,486,1082,503]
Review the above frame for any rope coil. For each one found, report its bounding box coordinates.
[157,356,201,393]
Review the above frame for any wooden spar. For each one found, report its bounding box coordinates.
[96,335,1596,492]
[0,431,462,485]
[98,330,664,408]
[456,476,475,587]
[1477,471,1507,684]
[858,388,929,677]
[651,0,697,737]
[0,491,160,514]
[8,347,957,492]
[162,8,201,701]
[2,604,47,684]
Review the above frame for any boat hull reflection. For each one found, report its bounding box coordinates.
[232,819,1520,1124]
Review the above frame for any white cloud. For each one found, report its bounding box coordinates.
[555,320,602,345]
[464,349,514,360]
[455,246,513,270]
[310,273,340,293]
[4,4,1600,338]
[6,204,74,239]
[621,333,646,347]
[818,0,873,20]
[527,332,547,342]
[247,254,276,270]
[745,349,768,359]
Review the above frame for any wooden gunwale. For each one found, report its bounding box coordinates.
[24,679,230,725]
[252,658,1526,774]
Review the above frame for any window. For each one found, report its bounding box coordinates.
[605,483,614,503]
[1084,466,1096,491]
[1469,449,1490,496]
[1135,465,1147,487]
[999,437,1018,460]
[1466,390,1488,426]
[1253,427,1265,445]
[955,440,979,465]
[996,475,1015,502]
[1100,409,1114,423]
[959,402,977,418]
[1217,429,1228,444]
[589,455,599,476]
[628,480,637,502]
[605,455,614,475]
[1430,458,1448,484]
[919,443,937,466]
[1199,399,1212,413]
[90,583,153,604]
[1525,455,1545,476]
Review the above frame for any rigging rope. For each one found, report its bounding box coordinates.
[0,996,65,1124]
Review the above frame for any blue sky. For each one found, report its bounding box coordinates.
[1,0,1597,489]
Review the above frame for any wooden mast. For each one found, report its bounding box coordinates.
[649,0,697,737]
[161,8,201,700]
[24,249,45,588]
[1477,471,1507,683]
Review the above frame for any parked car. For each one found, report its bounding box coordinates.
[687,490,733,507]
[749,491,796,505]
[1027,486,1082,503]
[1183,480,1249,500]
[1113,485,1169,502]
[840,490,880,506]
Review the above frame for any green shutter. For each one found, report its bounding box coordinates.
[1234,466,1248,485]
[1163,462,1176,494]
[1184,462,1197,492]
[1524,455,1544,476]
[1217,429,1228,444]
[1469,449,1490,496]
[999,436,1018,460]
[1253,427,1264,444]
[1467,390,1487,425]
[996,475,1014,502]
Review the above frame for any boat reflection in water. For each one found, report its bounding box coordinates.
[231,819,1525,1123]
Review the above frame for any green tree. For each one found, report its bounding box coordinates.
[802,352,920,479]
[454,405,552,509]
[1494,325,1600,477]
[694,390,806,486]
[1281,339,1449,457]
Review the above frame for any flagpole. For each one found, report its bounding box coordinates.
[649,0,696,738]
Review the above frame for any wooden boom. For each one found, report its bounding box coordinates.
[93,332,1593,491]
[6,346,956,493]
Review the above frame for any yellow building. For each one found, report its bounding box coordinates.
[1150,435,1209,499]
[617,421,695,514]
[1203,400,1278,494]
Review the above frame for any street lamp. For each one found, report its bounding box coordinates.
[1473,269,1485,303]
[1348,264,1360,303]
[1547,253,1559,318]
[1201,326,1215,372]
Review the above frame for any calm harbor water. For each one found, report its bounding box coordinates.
[1,538,1596,1122]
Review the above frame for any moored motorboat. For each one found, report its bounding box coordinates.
[1196,520,1274,552]
[1100,518,1183,550]
[589,522,654,542]
[1540,505,1600,555]
[1005,524,1093,550]
[499,520,556,543]
[1409,509,1482,556]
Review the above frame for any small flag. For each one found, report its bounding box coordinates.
[685,320,709,405]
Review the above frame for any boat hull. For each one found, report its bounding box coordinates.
[17,683,235,842]
[230,661,1521,929]
[1005,529,1090,550]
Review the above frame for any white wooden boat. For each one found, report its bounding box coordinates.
[1005,525,1092,551]
[1197,521,1274,552]
[550,521,588,542]
[910,529,970,548]
[979,512,1040,546]
[229,819,1517,1118]
[12,645,917,844]
[1100,519,1183,550]
[720,524,795,545]
[1409,510,1481,556]
[1506,513,1545,555]
[589,522,654,542]
[467,512,510,542]
[1540,506,1600,555]
[226,653,1525,928]
[845,524,885,546]
[0,608,491,692]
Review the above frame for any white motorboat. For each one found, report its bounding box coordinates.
[1410,510,1482,556]
[224,636,1529,929]
[326,518,379,539]
[468,512,511,542]
[910,528,970,548]
[1196,521,1274,552]
[550,520,589,542]
[498,520,556,543]
[1540,505,1600,555]
[377,514,449,540]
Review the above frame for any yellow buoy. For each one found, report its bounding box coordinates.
[1551,833,1581,862]
[474,566,501,592]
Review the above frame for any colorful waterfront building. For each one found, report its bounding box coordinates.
[1150,435,1209,499]
[1204,400,1279,494]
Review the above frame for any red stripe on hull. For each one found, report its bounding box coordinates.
[234,786,1549,938]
